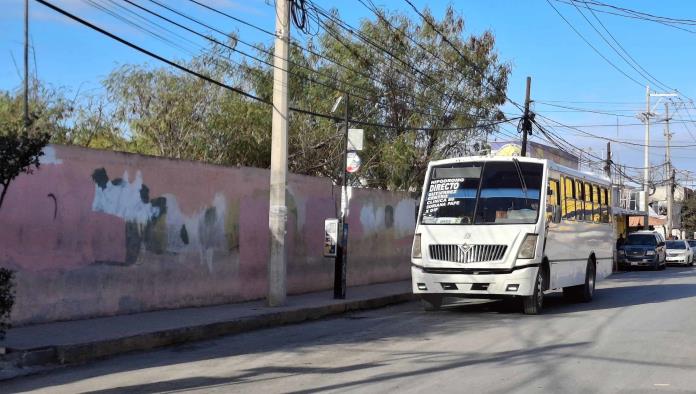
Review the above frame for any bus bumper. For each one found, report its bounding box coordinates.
[411,264,538,297]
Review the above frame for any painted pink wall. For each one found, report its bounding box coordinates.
[0,145,415,325]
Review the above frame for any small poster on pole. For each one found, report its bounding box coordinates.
[346,152,361,173]
[324,218,339,257]
[347,128,364,151]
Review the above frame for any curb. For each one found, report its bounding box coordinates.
[0,291,415,381]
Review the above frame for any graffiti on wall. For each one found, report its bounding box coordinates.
[91,168,231,272]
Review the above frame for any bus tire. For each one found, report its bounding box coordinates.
[523,268,545,315]
[421,295,443,311]
[563,258,595,302]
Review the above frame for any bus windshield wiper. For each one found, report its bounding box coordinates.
[512,158,529,202]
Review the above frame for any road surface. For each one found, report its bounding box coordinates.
[5,267,696,393]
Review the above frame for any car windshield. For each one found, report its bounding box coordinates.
[624,234,657,246]
[420,161,543,225]
[666,241,686,249]
[688,240,696,248]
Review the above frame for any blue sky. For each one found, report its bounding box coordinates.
[2,0,696,184]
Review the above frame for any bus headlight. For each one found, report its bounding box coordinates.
[412,233,422,259]
[517,234,538,259]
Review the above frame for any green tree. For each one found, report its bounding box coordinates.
[681,196,696,238]
[39,6,509,192]
[0,88,55,209]
[248,6,509,190]
[0,268,13,341]
[104,42,272,166]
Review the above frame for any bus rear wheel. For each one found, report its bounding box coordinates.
[421,295,443,311]
[563,258,595,302]
[523,268,546,315]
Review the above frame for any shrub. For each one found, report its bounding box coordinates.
[0,268,14,341]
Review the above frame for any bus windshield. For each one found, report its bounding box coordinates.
[421,160,543,225]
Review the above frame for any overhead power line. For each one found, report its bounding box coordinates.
[184,0,507,124]
[545,0,645,88]
[302,0,507,115]
[401,0,524,112]
[145,0,473,122]
[577,1,674,92]
[552,0,696,35]
[36,0,516,133]
[535,112,696,148]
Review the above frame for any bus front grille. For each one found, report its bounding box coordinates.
[428,244,507,263]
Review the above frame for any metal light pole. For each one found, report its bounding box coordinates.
[334,93,349,299]
[643,90,678,231]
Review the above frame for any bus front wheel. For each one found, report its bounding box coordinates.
[523,268,546,315]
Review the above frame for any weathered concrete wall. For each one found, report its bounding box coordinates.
[0,145,416,325]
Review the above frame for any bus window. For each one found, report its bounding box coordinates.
[548,180,560,205]
[547,179,560,223]
[564,177,575,220]
[600,187,610,223]
[560,176,566,212]
[575,180,584,221]
[584,182,593,222]
[592,184,600,223]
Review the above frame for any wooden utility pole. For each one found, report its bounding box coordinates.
[521,77,532,157]
[665,102,673,237]
[643,85,651,229]
[267,0,290,307]
[605,142,612,178]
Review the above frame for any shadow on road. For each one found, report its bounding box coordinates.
[543,283,696,314]
[77,342,590,394]
[610,266,696,282]
[5,268,696,393]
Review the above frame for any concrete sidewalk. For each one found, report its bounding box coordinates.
[0,280,413,381]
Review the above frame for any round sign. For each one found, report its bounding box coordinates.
[346,152,361,173]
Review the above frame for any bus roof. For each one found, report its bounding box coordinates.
[427,155,610,186]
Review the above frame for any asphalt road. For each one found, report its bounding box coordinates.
[5,267,696,394]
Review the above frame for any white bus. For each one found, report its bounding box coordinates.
[411,156,613,314]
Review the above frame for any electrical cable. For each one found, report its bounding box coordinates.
[579,1,674,92]
[545,0,645,88]
[36,0,521,133]
[178,0,502,124]
[401,0,524,112]
[304,0,518,115]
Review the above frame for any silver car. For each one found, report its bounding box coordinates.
[665,240,693,266]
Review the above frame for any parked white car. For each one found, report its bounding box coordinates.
[665,240,693,266]
[687,240,696,263]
